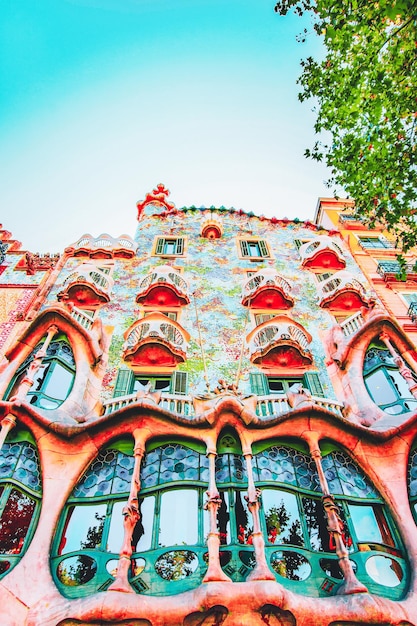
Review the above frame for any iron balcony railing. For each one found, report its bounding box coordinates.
[137,266,188,294]
[377,262,417,279]
[62,266,114,294]
[242,270,292,301]
[299,236,345,266]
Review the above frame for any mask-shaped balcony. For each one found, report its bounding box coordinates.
[241,269,293,309]
[136,265,190,307]
[317,270,371,311]
[57,264,114,308]
[299,236,346,271]
[246,316,313,368]
[123,312,190,367]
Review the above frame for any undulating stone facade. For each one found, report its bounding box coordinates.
[0,186,417,625]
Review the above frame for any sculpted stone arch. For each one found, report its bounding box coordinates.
[1,306,110,417]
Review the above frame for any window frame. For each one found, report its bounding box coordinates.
[153,237,186,257]
[5,335,76,410]
[237,238,271,260]
[0,433,42,579]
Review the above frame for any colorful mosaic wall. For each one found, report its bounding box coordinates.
[45,204,377,402]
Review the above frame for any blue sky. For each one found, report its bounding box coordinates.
[0,0,331,252]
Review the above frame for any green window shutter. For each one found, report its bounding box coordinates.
[259,240,269,257]
[240,240,249,257]
[249,372,269,396]
[175,238,184,255]
[113,368,134,397]
[170,371,188,395]
[155,238,165,255]
[303,372,325,398]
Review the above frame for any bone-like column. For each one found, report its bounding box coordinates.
[0,414,17,453]
[202,446,231,582]
[11,325,59,401]
[243,448,275,581]
[108,428,145,593]
[305,431,368,595]
[379,331,417,398]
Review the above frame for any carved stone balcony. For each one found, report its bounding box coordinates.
[299,236,345,271]
[65,233,138,259]
[123,312,190,367]
[57,264,114,308]
[241,269,293,309]
[317,270,371,311]
[136,265,190,307]
[246,316,312,368]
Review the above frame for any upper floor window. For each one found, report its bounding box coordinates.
[113,369,188,398]
[6,336,75,410]
[250,372,325,410]
[363,340,417,415]
[358,237,394,250]
[0,432,42,579]
[154,238,185,257]
[238,239,270,259]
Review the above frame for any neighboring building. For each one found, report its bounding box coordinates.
[0,224,60,356]
[0,186,417,625]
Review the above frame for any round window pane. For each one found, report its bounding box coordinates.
[155,550,199,581]
[57,555,97,586]
[106,559,119,577]
[270,550,311,581]
[365,555,403,587]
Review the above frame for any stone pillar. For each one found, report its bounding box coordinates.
[379,331,417,398]
[108,429,145,593]
[10,325,59,402]
[305,432,368,595]
[0,414,16,452]
[244,449,275,581]
[202,446,231,582]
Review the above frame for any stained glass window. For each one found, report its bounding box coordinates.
[0,435,41,578]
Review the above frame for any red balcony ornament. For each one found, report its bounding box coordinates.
[318,271,372,311]
[136,183,175,220]
[122,312,189,367]
[241,269,293,309]
[246,316,313,368]
[135,266,190,307]
[299,236,346,271]
[57,264,113,309]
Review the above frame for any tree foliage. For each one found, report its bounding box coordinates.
[275,0,417,254]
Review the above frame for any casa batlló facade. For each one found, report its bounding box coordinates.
[0,186,417,626]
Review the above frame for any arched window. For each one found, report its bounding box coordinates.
[0,431,42,577]
[407,445,417,522]
[6,335,75,410]
[52,439,209,598]
[251,441,406,598]
[363,340,417,415]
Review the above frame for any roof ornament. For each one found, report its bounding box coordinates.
[136,183,176,220]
